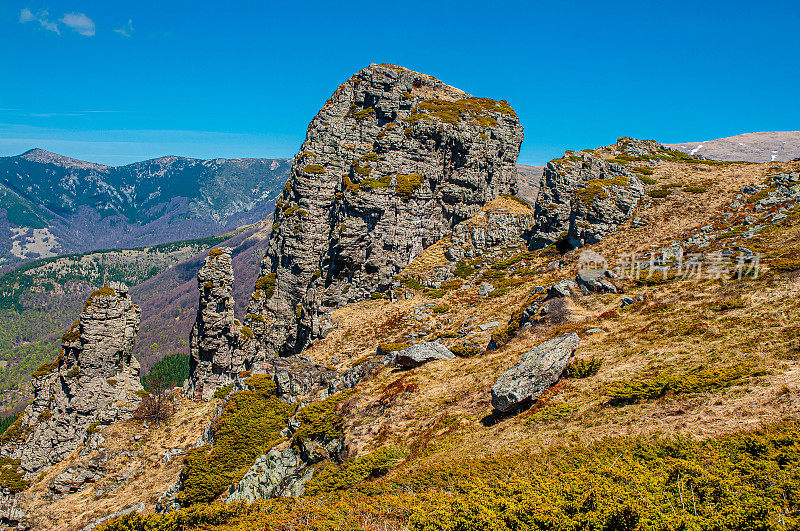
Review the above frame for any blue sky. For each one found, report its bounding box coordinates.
[0,0,798,166]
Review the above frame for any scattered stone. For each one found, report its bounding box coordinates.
[491,333,579,412]
[478,321,500,331]
[395,342,455,368]
[584,328,605,334]
[621,297,635,308]
[479,282,494,297]
[549,279,578,298]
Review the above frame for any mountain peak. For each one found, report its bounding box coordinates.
[18,148,109,171]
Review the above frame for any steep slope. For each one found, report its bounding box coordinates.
[0,150,289,266]
[81,146,800,531]
[245,63,524,361]
[667,131,800,162]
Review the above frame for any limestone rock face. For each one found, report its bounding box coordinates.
[530,142,646,250]
[0,283,143,479]
[246,63,524,357]
[189,248,259,398]
[491,333,579,412]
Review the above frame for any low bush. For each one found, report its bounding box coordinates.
[453,260,476,279]
[99,422,800,531]
[451,344,482,358]
[564,357,602,378]
[254,273,277,299]
[607,362,762,405]
[304,446,407,496]
[647,188,672,198]
[291,390,354,453]
[431,305,450,314]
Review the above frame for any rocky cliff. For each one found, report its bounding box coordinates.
[529,138,653,250]
[0,283,143,523]
[245,63,524,358]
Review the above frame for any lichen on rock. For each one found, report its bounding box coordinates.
[246,63,524,358]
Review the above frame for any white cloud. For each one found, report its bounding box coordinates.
[19,8,34,23]
[113,19,134,38]
[19,8,60,34]
[60,12,95,36]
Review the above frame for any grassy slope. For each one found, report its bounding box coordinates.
[14,156,800,530]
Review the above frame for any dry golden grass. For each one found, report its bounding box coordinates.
[17,397,216,530]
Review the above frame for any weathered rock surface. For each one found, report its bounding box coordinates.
[395,342,455,368]
[227,445,313,502]
[530,139,650,250]
[245,63,524,359]
[0,283,143,524]
[189,248,260,398]
[491,333,579,412]
[446,196,535,261]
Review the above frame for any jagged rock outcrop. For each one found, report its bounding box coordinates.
[227,445,314,502]
[445,196,535,261]
[491,333,579,412]
[245,63,524,358]
[530,139,649,250]
[0,283,143,521]
[189,248,259,397]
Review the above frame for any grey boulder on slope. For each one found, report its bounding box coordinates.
[491,333,579,412]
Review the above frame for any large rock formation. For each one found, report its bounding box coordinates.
[0,283,143,505]
[529,139,648,250]
[189,248,258,397]
[245,63,524,357]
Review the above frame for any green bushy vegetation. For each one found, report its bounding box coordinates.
[607,362,763,404]
[0,457,29,493]
[100,422,800,531]
[291,390,353,453]
[564,357,602,378]
[396,174,424,200]
[453,260,476,279]
[141,353,190,392]
[177,375,294,506]
[305,446,407,496]
[254,273,277,299]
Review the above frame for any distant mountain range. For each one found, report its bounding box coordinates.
[667,131,800,162]
[0,149,292,267]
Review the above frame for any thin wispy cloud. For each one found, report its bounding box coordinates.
[19,8,60,34]
[114,19,134,38]
[60,13,95,36]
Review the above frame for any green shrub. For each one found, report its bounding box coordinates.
[631,167,654,176]
[378,342,410,355]
[254,273,277,299]
[304,446,407,496]
[213,384,234,400]
[564,357,602,378]
[403,278,423,290]
[370,292,389,300]
[66,367,79,378]
[431,304,450,314]
[62,321,80,343]
[142,353,190,392]
[607,363,762,404]
[304,164,326,174]
[683,185,707,193]
[639,175,657,185]
[291,391,353,453]
[0,457,29,494]
[178,376,293,505]
[396,174,423,200]
[208,248,224,258]
[454,260,476,279]
[423,289,446,298]
[647,188,672,198]
[451,344,482,358]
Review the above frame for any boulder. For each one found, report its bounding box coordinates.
[395,342,455,368]
[491,333,579,412]
[576,269,618,294]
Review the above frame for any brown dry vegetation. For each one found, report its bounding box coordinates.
[16,398,216,530]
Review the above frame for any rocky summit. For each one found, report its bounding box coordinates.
[245,63,524,359]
